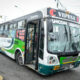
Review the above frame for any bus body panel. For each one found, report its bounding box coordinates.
[0,7,80,75]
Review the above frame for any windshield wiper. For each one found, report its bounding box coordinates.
[63,25,68,53]
[74,34,80,37]
[64,25,68,41]
[69,27,78,52]
[72,42,78,52]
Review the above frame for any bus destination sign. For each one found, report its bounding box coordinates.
[47,8,79,22]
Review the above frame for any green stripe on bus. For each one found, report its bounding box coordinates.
[5,38,25,54]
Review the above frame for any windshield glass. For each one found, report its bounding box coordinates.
[47,19,80,54]
[69,23,80,51]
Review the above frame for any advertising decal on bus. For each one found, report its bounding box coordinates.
[47,8,79,22]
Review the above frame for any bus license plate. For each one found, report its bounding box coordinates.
[62,64,73,69]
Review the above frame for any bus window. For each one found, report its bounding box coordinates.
[3,25,5,30]
[14,23,18,29]
[24,20,26,28]
[7,24,10,30]
[23,20,25,28]
[18,20,25,29]
[1,25,3,31]
[5,24,8,30]
[0,25,1,30]
[0,25,3,37]
[10,24,14,30]
[0,26,1,36]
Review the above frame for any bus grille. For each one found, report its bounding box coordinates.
[62,56,77,63]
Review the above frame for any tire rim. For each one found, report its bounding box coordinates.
[18,54,23,65]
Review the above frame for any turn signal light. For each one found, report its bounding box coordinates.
[53,66,60,70]
[22,46,25,49]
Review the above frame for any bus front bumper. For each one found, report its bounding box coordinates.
[38,61,80,75]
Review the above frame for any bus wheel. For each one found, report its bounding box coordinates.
[16,51,23,65]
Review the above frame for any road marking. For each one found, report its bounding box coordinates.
[0,75,3,80]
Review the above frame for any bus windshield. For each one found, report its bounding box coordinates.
[47,19,80,54]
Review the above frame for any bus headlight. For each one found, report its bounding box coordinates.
[47,56,56,64]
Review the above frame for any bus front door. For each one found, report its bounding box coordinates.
[25,21,40,66]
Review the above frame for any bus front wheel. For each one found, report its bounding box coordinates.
[15,51,23,65]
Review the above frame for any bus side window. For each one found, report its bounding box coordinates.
[0,25,1,30]
[39,27,44,59]
[3,25,5,30]
[0,25,3,37]
[1,25,3,31]
[0,25,1,37]
[10,24,14,30]
[8,24,10,31]
[18,20,25,29]
[23,20,26,28]
[0,26,1,30]
[5,24,8,31]
[14,23,18,29]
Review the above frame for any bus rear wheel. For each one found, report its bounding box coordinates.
[16,51,23,65]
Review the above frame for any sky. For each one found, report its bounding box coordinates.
[0,0,80,22]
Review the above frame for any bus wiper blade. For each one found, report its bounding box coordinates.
[64,26,68,53]
[72,42,78,52]
[74,34,79,37]
[64,45,66,53]
[64,25,68,41]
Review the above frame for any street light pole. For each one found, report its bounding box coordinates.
[0,15,7,23]
[54,0,67,10]
[14,5,26,15]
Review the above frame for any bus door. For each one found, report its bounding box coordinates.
[25,20,40,65]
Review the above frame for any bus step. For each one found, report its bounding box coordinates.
[25,64,35,70]
[32,60,36,64]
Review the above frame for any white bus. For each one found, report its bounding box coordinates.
[0,7,80,75]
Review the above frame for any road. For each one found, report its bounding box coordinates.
[0,54,80,80]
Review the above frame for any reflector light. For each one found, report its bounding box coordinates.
[53,66,60,70]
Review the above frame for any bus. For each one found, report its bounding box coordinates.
[0,7,80,75]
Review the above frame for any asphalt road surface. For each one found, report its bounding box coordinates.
[0,54,80,80]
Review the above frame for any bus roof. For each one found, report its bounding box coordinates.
[0,11,43,25]
[0,7,80,25]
